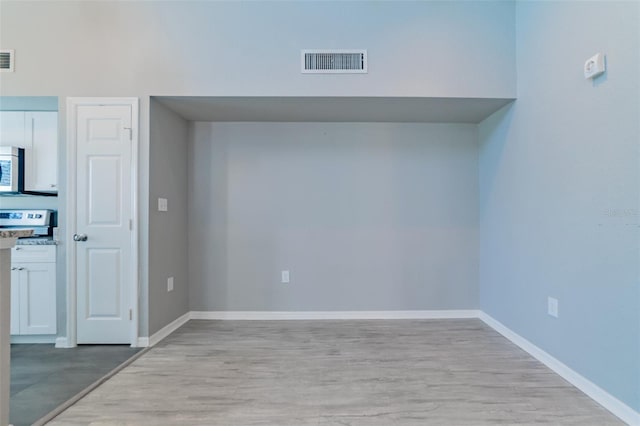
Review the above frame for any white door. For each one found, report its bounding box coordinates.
[73,102,135,344]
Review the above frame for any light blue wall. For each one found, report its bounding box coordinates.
[479,1,640,412]
[0,96,57,111]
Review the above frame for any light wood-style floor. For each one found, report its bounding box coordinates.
[48,319,621,425]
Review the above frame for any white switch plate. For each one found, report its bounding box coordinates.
[158,198,168,212]
[281,270,290,283]
[548,297,559,318]
[584,53,605,79]
[167,276,174,292]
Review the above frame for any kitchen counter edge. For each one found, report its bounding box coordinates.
[16,238,59,246]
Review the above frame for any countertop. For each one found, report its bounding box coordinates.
[0,229,34,239]
[16,237,58,246]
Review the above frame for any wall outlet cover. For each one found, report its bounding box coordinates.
[547,297,559,318]
[167,276,174,292]
[584,53,605,79]
[158,197,168,212]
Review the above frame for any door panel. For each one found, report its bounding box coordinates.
[20,263,56,335]
[75,103,133,344]
[88,156,122,225]
[86,248,122,318]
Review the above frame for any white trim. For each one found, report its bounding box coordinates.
[190,310,480,321]
[129,99,140,348]
[65,97,140,347]
[479,312,640,426]
[65,97,77,348]
[136,337,149,348]
[147,312,190,347]
[54,337,73,349]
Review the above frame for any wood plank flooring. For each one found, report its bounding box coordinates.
[48,319,622,425]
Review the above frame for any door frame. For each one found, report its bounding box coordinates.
[65,97,140,347]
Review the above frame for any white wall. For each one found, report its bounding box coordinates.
[0,0,516,336]
[0,1,515,99]
[189,122,478,311]
[479,1,640,413]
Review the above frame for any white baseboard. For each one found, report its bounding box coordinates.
[147,311,191,347]
[135,337,149,348]
[190,310,480,321]
[10,335,56,344]
[479,312,640,426]
[54,337,75,348]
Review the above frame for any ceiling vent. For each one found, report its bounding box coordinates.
[0,50,14,72]
[302,50,367,74]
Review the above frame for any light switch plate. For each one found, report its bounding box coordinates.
[281,270,290,283]
[167,276,174,292]
[158,198,168,212]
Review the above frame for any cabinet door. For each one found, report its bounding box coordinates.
[17,263,57,335]
[25,112,58,191]
[0,111,27,147]
[10,268,20,335]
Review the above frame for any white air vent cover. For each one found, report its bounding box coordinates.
[302,49,367,74]
[0,50,14,72]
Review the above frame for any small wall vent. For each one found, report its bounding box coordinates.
[302,49,367,74]
[0,50,15,72]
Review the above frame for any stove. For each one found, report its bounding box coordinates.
[0,209,55,237]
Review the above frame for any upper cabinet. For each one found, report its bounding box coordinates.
[0,112,26,146]
[26,112,58,192]
[0,111,58,193]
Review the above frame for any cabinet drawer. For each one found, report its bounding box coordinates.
[12,245,56,263]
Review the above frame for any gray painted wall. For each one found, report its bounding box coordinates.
[0,0,515,336]
[148,100,189,336]
[479,1,639,412]
[189,122,478,311]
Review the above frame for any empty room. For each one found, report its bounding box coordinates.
[0,1,638,425]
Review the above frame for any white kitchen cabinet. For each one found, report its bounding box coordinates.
[0,110,58,192]
[25,112,58,192]
[10,245,57,336]
[0,111,26,147]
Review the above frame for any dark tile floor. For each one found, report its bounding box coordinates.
[10,343,141,426]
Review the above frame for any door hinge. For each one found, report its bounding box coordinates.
[129,219,133,230]
[129,309,133,321]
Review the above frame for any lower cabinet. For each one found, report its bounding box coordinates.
[10,246,57,336]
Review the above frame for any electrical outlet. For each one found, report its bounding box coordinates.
[158,198,168,212]
[167,276,174,292]
[548,297,558,318]
[281,270,290,283]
